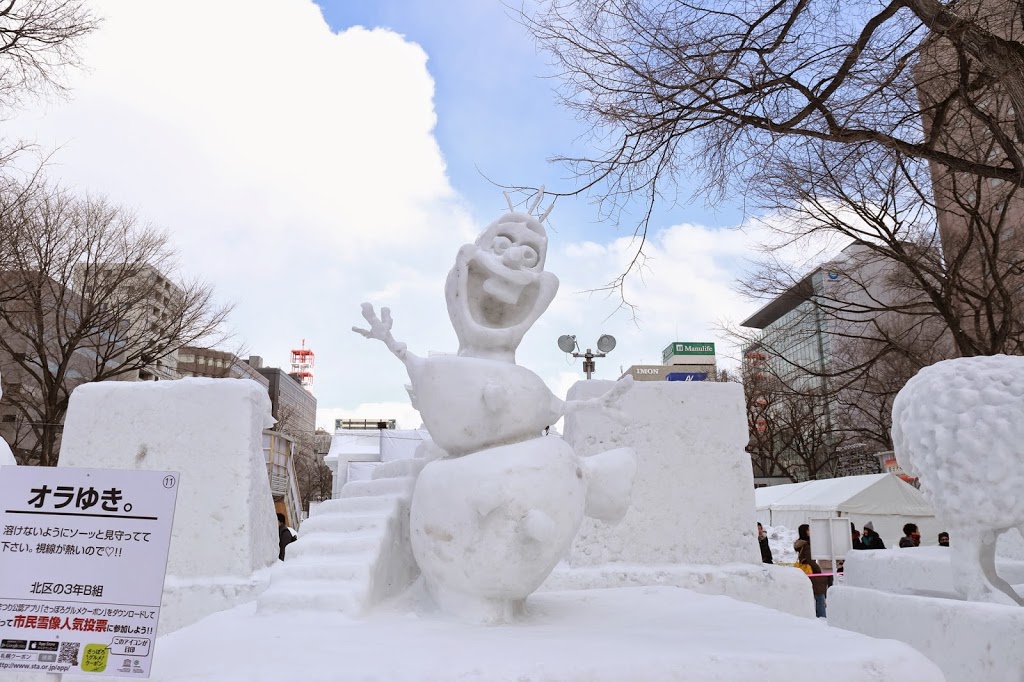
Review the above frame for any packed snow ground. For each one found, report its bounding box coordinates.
[66,584,942,682]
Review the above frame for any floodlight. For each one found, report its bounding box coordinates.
[557,335,577,353]
[596,334,617,353]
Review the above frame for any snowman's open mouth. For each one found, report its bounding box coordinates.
[464,257,540,330]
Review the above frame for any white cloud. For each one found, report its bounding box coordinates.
[6,0,766,432]
[520,221,758,384]
[6,0,477,423]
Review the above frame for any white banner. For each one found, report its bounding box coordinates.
[0,466,178,677]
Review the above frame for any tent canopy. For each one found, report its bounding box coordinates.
[755,473,940,547]
[757,473,932,516]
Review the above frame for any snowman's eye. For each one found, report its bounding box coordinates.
[521,246,539,267]
[492,236,512,254]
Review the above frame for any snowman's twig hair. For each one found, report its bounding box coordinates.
[528,185,545,215]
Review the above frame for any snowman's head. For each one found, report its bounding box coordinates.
[445,198,558,363]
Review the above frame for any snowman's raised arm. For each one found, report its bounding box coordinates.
[352,302,412,363]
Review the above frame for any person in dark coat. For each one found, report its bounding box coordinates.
[899,523,921,548]
[758,522,773,564]
[278,512,296,560]
[860,521,886,549]
[851,521,864,550]
[794,524,832,618]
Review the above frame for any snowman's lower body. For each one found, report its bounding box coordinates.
[410,436,585,623]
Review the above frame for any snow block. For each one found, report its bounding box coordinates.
[58,378,279,634]
[543,380,814,615]
[0,442,14,465]
[542,561,815,618]
[830,585,1024,682]
[561,380,759,566]
[842,546,1024,596]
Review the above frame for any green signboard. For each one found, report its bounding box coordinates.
[662,341,716,364]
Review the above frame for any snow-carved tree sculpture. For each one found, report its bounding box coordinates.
[354,189,638,623]
[892,356,1024,606]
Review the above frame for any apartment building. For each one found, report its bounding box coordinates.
[178,346,269,388]
[72,263,185,381]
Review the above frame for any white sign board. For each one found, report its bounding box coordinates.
[809,517,854,564]
[0,466,178,677]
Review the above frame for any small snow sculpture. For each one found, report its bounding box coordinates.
[892,355,1024,606]
[0,373,15,466]
[354,188,637,622]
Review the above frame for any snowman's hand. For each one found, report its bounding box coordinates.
[352,303,407,360]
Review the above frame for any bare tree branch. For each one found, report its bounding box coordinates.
[0,177,231,465]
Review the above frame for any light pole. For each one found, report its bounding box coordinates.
[557,334,617,379]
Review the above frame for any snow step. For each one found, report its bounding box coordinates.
[340,477,415,499]
[373,458,426,480]
[315,494,403,515]
[288,533,381,560]
[272,561,372,584]
[257,582,367,614]
[299,513,388,535]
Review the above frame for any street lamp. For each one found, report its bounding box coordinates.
[557,334,617,380]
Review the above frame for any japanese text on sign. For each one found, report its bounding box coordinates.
[0,466,178,678]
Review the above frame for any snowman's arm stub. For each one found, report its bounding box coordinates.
[353,302,412,363]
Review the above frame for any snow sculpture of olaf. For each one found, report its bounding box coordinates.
[354,189,637,623]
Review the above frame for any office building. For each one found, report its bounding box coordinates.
[246,356,317,436]
[619,341,719,382]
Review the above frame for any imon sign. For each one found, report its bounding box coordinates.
[627,365,669,381]
[0,466,178,678]
[662,342,717,365]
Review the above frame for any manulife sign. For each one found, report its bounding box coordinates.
[662,341,716,365]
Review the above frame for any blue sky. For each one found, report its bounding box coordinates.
[6,0,764,429]
[315,0,746,240]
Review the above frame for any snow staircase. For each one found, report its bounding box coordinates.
[256,458,426,615]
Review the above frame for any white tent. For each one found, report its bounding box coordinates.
[755,474,943,547]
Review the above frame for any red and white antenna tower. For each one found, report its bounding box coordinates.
[290,339,315,392]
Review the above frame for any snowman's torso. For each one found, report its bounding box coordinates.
[406,355,563,456]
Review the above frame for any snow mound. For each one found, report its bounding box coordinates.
[766,525,798,564]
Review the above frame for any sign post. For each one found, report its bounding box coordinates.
[0,466,178,677]
[810,517,853,582]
